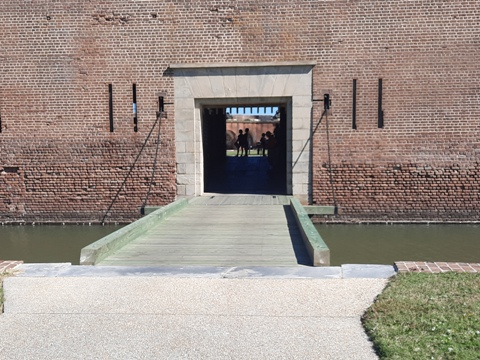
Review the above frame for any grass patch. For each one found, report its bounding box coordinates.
[363,272,480,359]
[0,274,4,312]
[0,272,14,313]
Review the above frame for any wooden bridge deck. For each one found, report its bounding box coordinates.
[98,195,311,267]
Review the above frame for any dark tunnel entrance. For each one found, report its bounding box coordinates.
[202,106,288,195]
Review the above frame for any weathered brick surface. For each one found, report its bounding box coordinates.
[0,1,479,222]
[395,261,480,273]
[0,261,23,274]
[313,162,480,222]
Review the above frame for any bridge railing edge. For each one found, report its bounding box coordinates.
[79,198,189,265]
[290,198,330,267]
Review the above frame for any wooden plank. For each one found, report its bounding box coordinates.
[98,196,310,267]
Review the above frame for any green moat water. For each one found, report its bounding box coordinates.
[0,225,122,265]
[1,224,478,266]
[316,224,480,266]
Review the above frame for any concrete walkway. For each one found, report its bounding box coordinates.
[0,263,394,359]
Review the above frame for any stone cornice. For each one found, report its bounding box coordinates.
[169,61,316,69]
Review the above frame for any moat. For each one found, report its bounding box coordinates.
[317,224,480,266]
[0,224,123,265]
[1,223,478,266]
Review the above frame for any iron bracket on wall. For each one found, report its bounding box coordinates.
[312,94,332,110]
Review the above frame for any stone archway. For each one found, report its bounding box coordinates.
[171,61,315,203]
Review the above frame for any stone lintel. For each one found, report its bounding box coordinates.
[170,61,316,70]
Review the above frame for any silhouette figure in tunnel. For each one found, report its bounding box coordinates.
[235,129,244,157]
[242,128,250,157]
[266,131,278,171]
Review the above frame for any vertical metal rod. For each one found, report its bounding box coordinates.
[159,96,164,113]
[133,83,137,132]
[109,84,114,132]
[352,79,357,130]
[378,78,383,128]
[325,109,337,211]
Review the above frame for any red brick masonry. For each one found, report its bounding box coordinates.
[1,0,479,223]
[0,261,23,274]
[395,261,480,274]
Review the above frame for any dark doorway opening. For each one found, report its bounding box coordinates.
[202,106,288,195]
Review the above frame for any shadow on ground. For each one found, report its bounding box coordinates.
[205,155,286,195]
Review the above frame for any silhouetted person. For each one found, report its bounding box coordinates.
[273,123,281,141]
[260,133,267,156]
[241,128,250,157]
[235,129,244,156]
[266,131,278,170]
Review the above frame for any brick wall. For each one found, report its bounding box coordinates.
[0,1,479,222]
[226,122,276,149]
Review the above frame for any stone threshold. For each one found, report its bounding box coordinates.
[3,260,480,275]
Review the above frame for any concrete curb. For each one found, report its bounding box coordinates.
[12,263,396,279]
[290,198,330,266]
[79,198,189,265]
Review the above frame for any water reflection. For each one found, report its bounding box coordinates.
[316,224,480,266]
[0,225,123,265]
[2,223,478,267]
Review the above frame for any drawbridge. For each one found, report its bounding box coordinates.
[80,195,331,267]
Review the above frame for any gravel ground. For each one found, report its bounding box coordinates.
[0,265,390,359]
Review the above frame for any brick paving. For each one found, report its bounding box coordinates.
[0,261,23,274]
[395,261,480,273]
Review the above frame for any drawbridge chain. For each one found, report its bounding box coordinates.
[101,111,163,224]
[313,94,337,213]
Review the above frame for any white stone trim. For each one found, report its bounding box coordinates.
[173,63,314,203]
[170,61,317,69]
